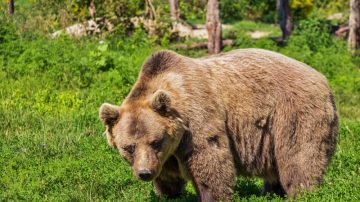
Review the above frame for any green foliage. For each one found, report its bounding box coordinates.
[291,0,314,18]
[179,0,206,24]
[0,0,145,36]
[175,0,278,24]
[290,15,334,52]
[221,0,277,23]
[315,0,349,21]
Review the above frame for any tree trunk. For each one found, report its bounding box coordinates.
[145,0,157,20]
[206,0,222,55]
[348,0,360,55]
[8,0,14,15]
[278,0,293,40]
[169,0,180,22]
[89,0,96,19]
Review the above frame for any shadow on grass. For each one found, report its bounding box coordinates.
[149,190,198,202]
[233,178,262,197]
[147,178,277,201]
[233,178,285,201]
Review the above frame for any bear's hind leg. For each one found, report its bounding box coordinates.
[274,109,335,198]
[276,125,332,198]
[279,164,323,198]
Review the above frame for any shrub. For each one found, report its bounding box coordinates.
[289,15,334,52]
[221,0,277,23]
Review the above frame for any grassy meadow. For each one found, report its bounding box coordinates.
[1,7,360,202]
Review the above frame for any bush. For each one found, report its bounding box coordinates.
[291,0,315,19]
[221,0,277,23]
[289,15,334,51]
[315,0,349,21]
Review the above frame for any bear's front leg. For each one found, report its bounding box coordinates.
[186,147,236,202]
[153,177,185,199]
[153,156,186,199]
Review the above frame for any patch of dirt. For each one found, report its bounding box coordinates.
[175,23,234,39]
[247,31,270,39]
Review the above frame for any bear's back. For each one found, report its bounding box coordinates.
[127,48,332,117]
[175,48,332,108]
[197,48,328,89]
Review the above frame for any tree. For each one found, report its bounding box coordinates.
[8,0,14,15]
[169,0,180,22]
[145,0,157,20]
[348,0,360,55]
[89,0,96,19]
[278,0,293,40]
[206,0,222,54]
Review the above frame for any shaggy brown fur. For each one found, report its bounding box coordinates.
[99,49,338,201]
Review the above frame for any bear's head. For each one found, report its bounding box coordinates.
[99,90,186,181]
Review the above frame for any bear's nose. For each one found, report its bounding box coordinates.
[138,169,153,181]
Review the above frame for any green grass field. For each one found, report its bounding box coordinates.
[1,18,360,201]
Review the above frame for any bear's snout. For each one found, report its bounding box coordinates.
[131,144,162,181]
[137,168,154,181]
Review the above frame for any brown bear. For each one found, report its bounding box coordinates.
[99,49,338,201]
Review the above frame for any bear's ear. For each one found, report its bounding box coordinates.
[151,90,171,114]
[99,103,120,126]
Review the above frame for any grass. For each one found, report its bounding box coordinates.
[1,16,360,201]
[225,20,282,38]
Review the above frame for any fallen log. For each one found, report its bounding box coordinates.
[335,25,349,39]
[175,39,234,49]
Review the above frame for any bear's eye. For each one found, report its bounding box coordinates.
[122,144,135,154]
[150,138,164,150]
